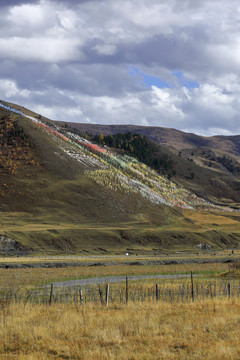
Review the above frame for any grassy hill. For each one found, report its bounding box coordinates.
[64,125,240,207]
[1,101,240,254]
[59,122,240,180]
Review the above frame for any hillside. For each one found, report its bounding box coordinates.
[55,121,240,206]
[63,126,240,207]
[55,121,240,155]
[1,100,240,254]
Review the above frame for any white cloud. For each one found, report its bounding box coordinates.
[9,4,47,27]
[0,79,30,98]
[194,84,233,107]
[11,78,240,136]
[0,37,83,63]
[56,9,79,31]
[93,44,117,56]
[151,86,185,121]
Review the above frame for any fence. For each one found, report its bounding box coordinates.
[0,275,239,306]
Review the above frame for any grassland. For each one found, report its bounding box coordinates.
[1,208,240,254]
[1,255,240,359]
[1,299,240,359]
[0,262,229,287]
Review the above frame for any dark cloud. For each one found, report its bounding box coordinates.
[0,0,91,6]
[0,0,39,6]
[123,34,205,70]
[0,60,143,97]
[50,0,94,2]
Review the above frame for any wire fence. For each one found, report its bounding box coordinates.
[0,275,240,306]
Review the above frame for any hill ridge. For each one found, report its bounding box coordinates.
[55,121,240,156]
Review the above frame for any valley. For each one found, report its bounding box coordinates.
[0,101,240,255]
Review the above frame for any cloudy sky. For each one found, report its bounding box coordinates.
[1,0,240,135]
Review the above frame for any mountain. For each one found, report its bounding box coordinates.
[1,100,240,254]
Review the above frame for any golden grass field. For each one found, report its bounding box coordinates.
[1,299,240,359]
[1,259,240,359]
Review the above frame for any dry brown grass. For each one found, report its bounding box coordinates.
[1,299,240,359]
[185,211,240,226]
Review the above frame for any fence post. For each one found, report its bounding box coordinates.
[106,284,109,307]
[79,288,83,305]
[228,283,231,299]
[49,283,53,306]
[191,271,194,302]
[156,284,159,302]
[126,277,129,304]
[99,285,104,305]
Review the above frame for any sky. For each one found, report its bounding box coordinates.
[1,0,240,136]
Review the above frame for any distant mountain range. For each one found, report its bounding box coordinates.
[55,121,240,155]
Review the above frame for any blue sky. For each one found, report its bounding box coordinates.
[129,66,199,90]
[0,0,239,136]
[172,71,199,89]
[128,66,172,89]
